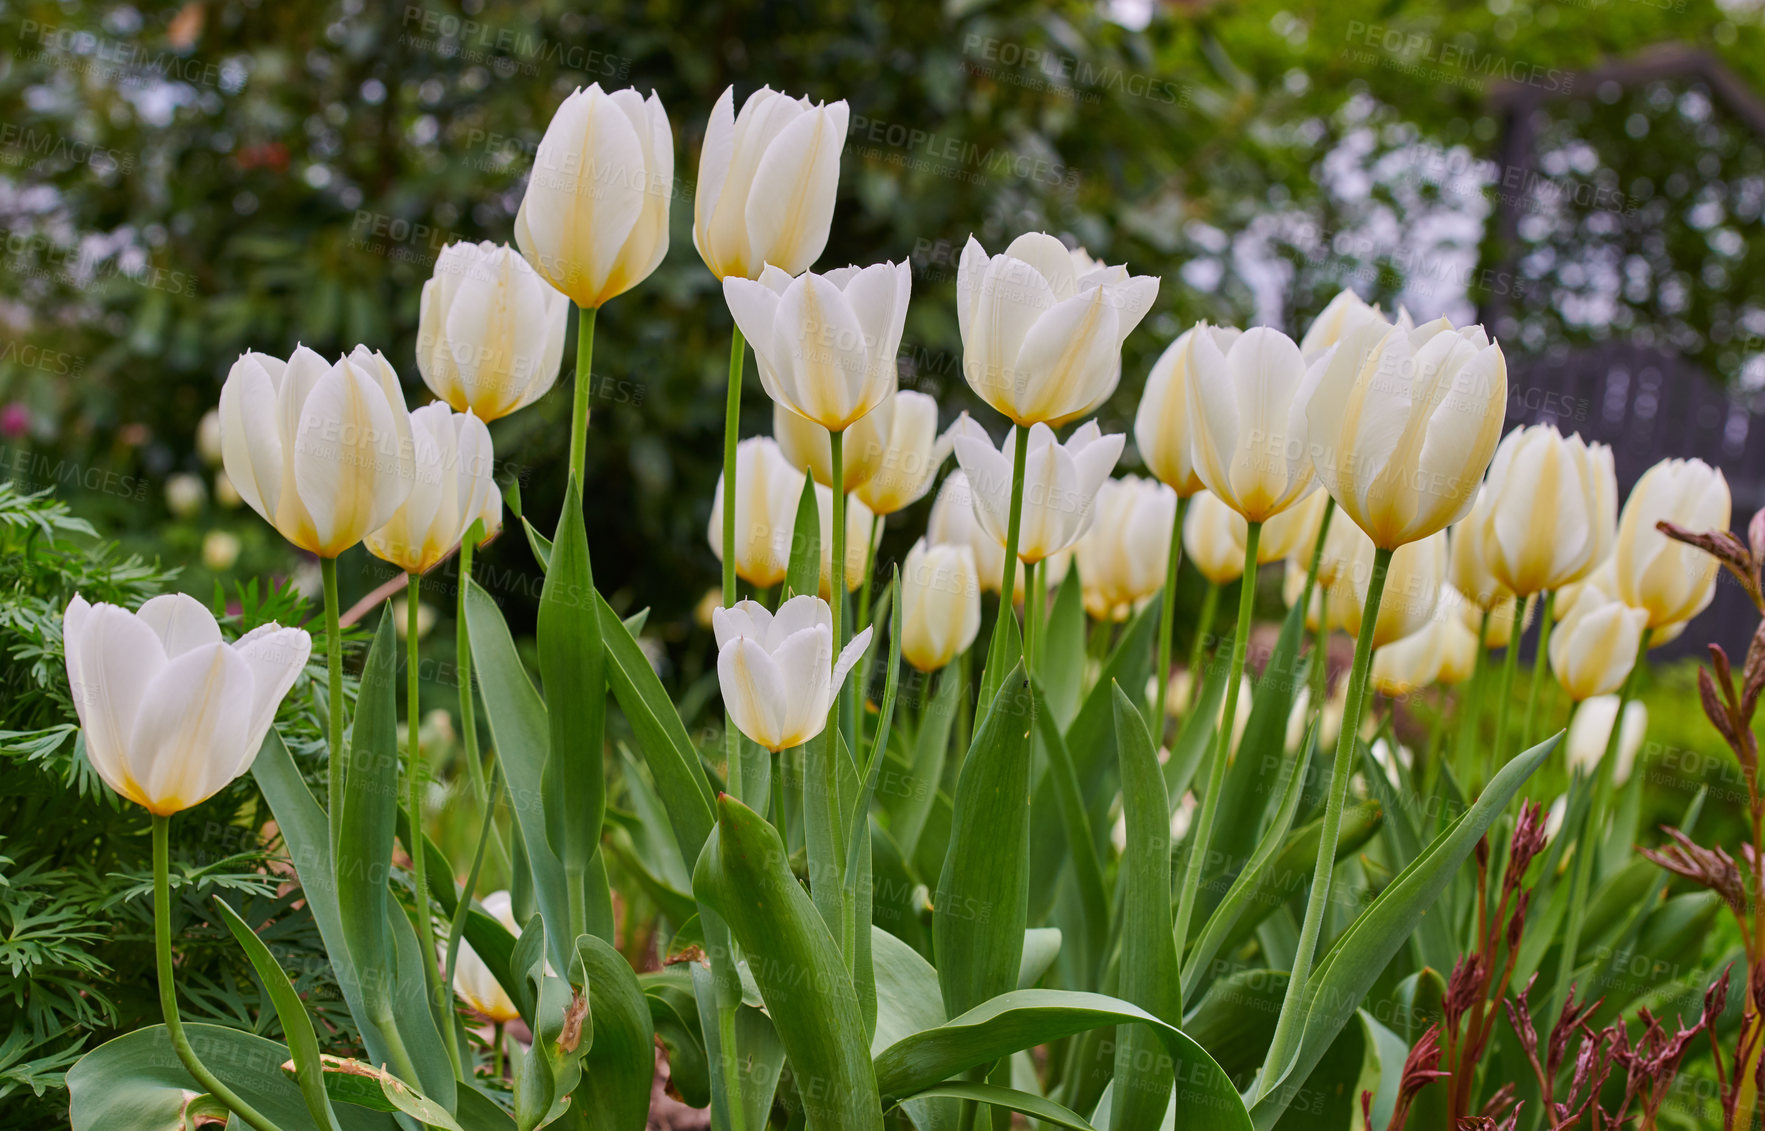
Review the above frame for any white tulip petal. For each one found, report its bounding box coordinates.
[135,593,222,658]
[719,635,790,750]
[128,642,255,815]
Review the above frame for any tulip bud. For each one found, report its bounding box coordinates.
[957,232,1158,427]
[1307,316,1508,549]
[1370,619,1446,698]
[418,242,568,420]
[953,420,1124,565]
[1135,325,1239,497]
[1184,491,1246,586]
[900,540,982,671]
[1479,424,1616,596]
[724,261,910,433]
[1434,616,1479,685]
[852,393,962,516]
[1447,494,1513,614]
[1186,325,1319,523]
[473,479,504,546]
[1556,556,1685,649]
[1331,525,1448,649]
[713,596,872,751]
[1074,476,1177,622]
[454,891,523,1023]
[63,593,311,815]
[1566,695,1647,786]
[364,404,497,575]
[218,345,417,558]
[1549,588,1648,702]
[1613,457,1731,629]
[515,85,672,308]
[694,86,847,281]
[707,437,804,589]
[773,397,890,493]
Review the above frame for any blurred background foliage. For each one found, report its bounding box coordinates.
[5,0,1765,1122]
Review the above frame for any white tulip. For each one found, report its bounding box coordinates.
[1434,614,1480,685]
[953,420,1124,565]
[815,483,879,598]
[1073,475,1178,622]
[1135,325,1239,497]
[515,85,672,308]
[1239,486,1329,565]
[1550,588,1649,702]
[707,437,805,589]
[926,469,1065,600]
[957,232,1158,427]
[1613,458,1731,630]
[63,594,310,815]
[900,540,982,672]
[852,393,962,516]
[1331,525,1448,649]
[364,404,496,575]
[1186,325,1318,523]
[418,241,568,421]
[1298,288,1387,360]
[165,472,207,519]
[1479,424,1616,597]
[773,397,892,493]
[1306,315,1507,549]
[454,891,522,1023]
[1447,492,1513,615]
[218,345,417,558]
[1566,696,1647,786]
[1557,556,1684,648]
[713,597,872,752]
[694,86,847,281]
[1184,490,1247,586]
[724,261,910,433]
[473,479,504,546]
[1370,620,1447,698]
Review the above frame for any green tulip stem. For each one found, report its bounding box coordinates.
[1261,544,1392,1097]
[1149,494,1190,739]
[1522,590,1556,751]
[856,515,878,634]
[456,536,485,804]
[1023,559,1042,672]
[1187,581,1221,706]
[830,430,847,652]
[154,815,288,1131]
[1489,593,1525,779]
[322,556,345,851]
[721,326,747,802]
[1172,520,1259,965]
[998,427,1031,621]
[492,1022,504,1082]
[1299,496,1336,706]
[405,573,460,1078]
[567,304,598,491]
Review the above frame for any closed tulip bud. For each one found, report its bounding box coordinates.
[1298,288,1389,360]
[1370,620,1446,698]
[454,891,522,1023]
[219,345,417,558]
[1135,325,1239,497]
[1479,424,1616,596]
[418,241,568,420]
[1613,458,1731,629]
[1333,526,1448,649]
[1186,325,1319,522]
[1555,556,1685,649]
[853,393,962,516]
[515,85,672,308]
[1184,490,1247,586]
[1307,316,1507,549]
[474,479,504,546]
[713,597,872,752]
[1074,476,1177,621]
[725,261,910,433]
[773,397,891,492]
[1435,617,1479,685]
[815,484,878,598]
[953,420,1124,565]
[957,232,1158,427]
[1566,696,1646,786]
[364,404,496,575]
[63,593,311,815]
[694,86,847,281]
[1550,588,1648,702]
[900,540,982,671]
[707,437,803,589]
[1447,494,1513,614]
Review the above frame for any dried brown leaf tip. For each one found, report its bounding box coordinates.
[1638,826,1747,921]
[1506,800,1549,890]
[1659,515,1764,612]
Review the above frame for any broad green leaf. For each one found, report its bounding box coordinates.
[975,599,1024,731]
[785,471,821,601]
[400,810,521,1008]
[1018,927,1063,990]
[871,988,1250,1131]
[693,795,884,1130]
[214,898,340,1131]
[893,666,960,860]
[895,1082,1097,1130]
[1110,684,1179,1131]
[934,663,1034,1018]
[872,928,959,1131]
[1182,969,1286,1082]
[538,475,609,941]
[1213,800,1384,962]
[846,571,902,1038]
[1040,567,1087,729]
[571,935,655,1131]
[1030,678,1108,987]
[67,1025,393,1131]
[303,1057,463,1130]
[1063,598,1158,807]
[644,967,711,1109]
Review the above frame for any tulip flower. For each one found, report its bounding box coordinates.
[166,473,206,519]
[1478,424,1616,597]
[1333,527,1448,649]
[1297,288,1388,359]
[418,241,568,421]
[724,261,910,434]
[1613,457,1731,630]
[1135,325,1239,497]
[514,85,672,309]
[1370,619,1447,698]
[1184,490,1247,586]
[1435,617,1480,685]
[1447,496,1514,623]
[1185,325,1319,523]
[707,437,805,589]
[900,540,982,672]
[953,420,1123,566]
[694,86,847,281]
[364,404,497,576]
[1073,476,1177,622]
[956,232,1158,428]
[218,345,417,559]
[63,593,311,816]
[926,469,1065,600]
[852,393,964,516]
[454,891,523,1024]
[1555,556,1682,647]
[773,398,891,493]
[815,482,879,598]
[1240,487,1329,565]
[712,597,873,752]
[1306,315,1508,550]
[1550,588,1649,702]
[474,479,505,545]
[1566,696,1647,786]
